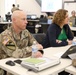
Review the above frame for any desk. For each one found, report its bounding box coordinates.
[0,22,12,25]
[70,26,76,36]
[70,26,76,31]
[27,19,39,33]
[27,19,39,22]
[0,22,12,33]
[65,66,76,75]
[0,45,72,75]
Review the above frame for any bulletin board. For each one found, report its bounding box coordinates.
[64,1,76,16]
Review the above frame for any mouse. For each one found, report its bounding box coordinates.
[14,59,22,64]
[5,60,15,66]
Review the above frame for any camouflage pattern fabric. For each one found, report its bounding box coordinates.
[0,26,37,74]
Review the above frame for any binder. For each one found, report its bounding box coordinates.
[21,57,60,72]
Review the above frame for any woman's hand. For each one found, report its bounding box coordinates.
[67,39,72,45]
[56,40,62,43]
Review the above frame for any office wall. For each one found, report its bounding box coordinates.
[16,0,44,17]
[0,0,75,19]
[63,0,75,16]
[64,2,76,16]
[0,0,5,18]
[0,0,46,19]
[63,0,74,1]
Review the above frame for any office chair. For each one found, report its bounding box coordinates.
[32,33,46,44]
[26,25,35,33]
[41,24,49,33]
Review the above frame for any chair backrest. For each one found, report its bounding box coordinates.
[32,33,46,44]
[41,24,49,33]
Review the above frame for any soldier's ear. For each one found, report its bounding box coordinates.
[12,17,16,22]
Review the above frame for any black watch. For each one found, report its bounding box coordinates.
[38,50,44,54]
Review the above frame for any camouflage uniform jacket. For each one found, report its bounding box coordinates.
[69,16,76,26]
[0,26,36,59]
[11,7,18,13]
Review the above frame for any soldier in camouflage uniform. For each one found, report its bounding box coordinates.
[0,10,43,75]
[69,10,76,26]
[11,4,19,13]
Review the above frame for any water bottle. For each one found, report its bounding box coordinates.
[32,41,38,58]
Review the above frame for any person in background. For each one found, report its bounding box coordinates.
[46,12,53,20]
[11,4,19,13]
[70,10,76,20]
[69,10,76,26]
[0,10,43,75]
[42,9,74,48]
[17,4,20,10]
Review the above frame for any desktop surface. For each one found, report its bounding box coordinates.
[65,65,76,75]
[0,45,72,75]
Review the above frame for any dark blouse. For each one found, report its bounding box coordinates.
[42,23,74,48]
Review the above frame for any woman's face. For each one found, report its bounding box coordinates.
[63,12,69,25]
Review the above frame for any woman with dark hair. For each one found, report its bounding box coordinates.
[42,9,74,48]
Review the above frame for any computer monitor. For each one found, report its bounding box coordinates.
[47,19,52,24]
[27,15,31,19]
[31,15,37,19]
[5,14,11,22]
[39,18,47,24]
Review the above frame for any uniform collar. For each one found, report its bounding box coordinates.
[10,26,28,40]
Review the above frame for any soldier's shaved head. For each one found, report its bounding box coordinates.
[11,10,28,34]
[11,10,26,20]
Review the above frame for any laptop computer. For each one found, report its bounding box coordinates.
[21,57,60,72]
[61,45,76,58]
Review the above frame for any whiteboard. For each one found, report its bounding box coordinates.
[64,2,76,16]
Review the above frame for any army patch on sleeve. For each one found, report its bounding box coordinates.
[2,36,10,45]
[2,36,16,50]
[6,40,16,50]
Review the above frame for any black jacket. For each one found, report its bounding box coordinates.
[42,23,74,48]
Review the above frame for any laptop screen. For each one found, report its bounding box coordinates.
[61,45,76,58]
[47,19,52,24]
